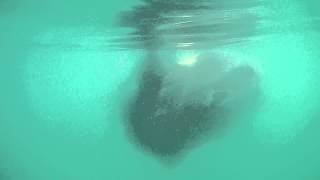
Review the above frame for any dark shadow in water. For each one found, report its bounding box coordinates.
[124,54,259,161]
[127,63,219,157]
[115,0,262,160]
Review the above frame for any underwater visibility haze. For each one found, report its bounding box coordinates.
[1,0,320,179]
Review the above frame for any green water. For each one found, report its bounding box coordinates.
[1,0,320,179]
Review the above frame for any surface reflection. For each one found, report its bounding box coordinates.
[112,0,262,50]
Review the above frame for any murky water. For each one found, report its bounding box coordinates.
[1,0,320,179]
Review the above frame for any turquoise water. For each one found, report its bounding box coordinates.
[1,0,320,179]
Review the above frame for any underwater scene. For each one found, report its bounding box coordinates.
[1,0,320,179]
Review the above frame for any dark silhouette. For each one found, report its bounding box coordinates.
[115,0,261,159]
[127,62,220,157]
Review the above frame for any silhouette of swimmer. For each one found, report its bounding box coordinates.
[127,54,259,157]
